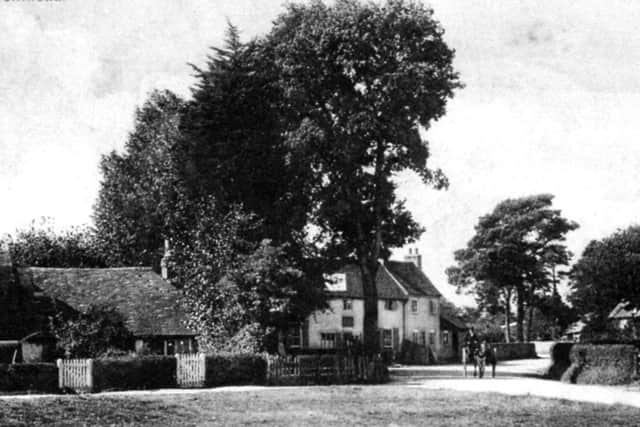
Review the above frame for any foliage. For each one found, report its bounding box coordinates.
[569,225,640,336]
[94,89,185,267]
[167,197,326,352]
[49,304,132,358]
[4,220,107,267]
[447,194,578,341]
[93,356,177,392]
[204,353,267,387]
[262,0,461,348]
[543,342,574,380]
[563,344,637,385]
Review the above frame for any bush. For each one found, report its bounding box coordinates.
[0,363,58,392]
[204,353,267,387]
[561,344,637,385]
[93,355,176,391]
[543,342,573,380]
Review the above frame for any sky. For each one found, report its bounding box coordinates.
[1,0,639,306]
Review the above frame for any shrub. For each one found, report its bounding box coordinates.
[93,355,176,391]
[49,304,133,358]
[561,344,637,385]
[0,363,58,392]
[204,353,267,387]
[543,342,574,380]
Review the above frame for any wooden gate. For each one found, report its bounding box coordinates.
[57,358,93,392]
[176,353,206,387]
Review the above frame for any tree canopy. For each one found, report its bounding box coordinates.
[570,225,640,338]
[94,89,184,268]
[4,220,107,268]
[447,194,578,341]
[263,0,461,348]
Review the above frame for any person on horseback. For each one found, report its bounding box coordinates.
[475,339,496,378]
[462,327,480,377]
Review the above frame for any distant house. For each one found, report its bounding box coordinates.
[287,250,448,362]
[608,301,640,328]
[562,320,586,342]
[0,252,196,356]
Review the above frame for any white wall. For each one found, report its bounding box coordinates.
[405,297,440,354]
[307,298,364,347]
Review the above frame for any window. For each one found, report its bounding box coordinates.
[320,333,336,348]
[287,326,302,348]
[421,331,427,346]
[342,316,354,328]
[411,299,418,313]
[382,329,393,348]
[429,331,436,346]
[429,300,436,315]
[442,330,449,345]
[412,330,425,345]
[384,300,395,310]
[343,299,352,311]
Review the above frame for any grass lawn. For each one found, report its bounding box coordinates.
[2,385,640,426]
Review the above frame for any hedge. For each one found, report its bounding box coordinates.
[0,363,58,392]
[542,342,573,380]
[561,344,637,385]
[204,353,267,387]
[93,355,176,392]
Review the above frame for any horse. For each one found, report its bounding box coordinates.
[463,343,497,378]
[462,345,478,377]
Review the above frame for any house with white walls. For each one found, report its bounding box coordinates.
[287,250,444,361]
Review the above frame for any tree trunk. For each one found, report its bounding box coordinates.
[504,289,512,343]
[526,305,534,342]
[360,260,379,354]
[516,286,525,342]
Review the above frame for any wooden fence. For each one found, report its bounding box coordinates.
[57,358,93,392]
[176,353,206,387]
[265,355,381,385]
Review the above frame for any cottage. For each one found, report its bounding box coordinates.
[0,251,196,356]
[288,250,447,362]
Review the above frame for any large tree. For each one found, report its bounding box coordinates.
[570,225,640,338]
[263,0,461,349]
[447,194,578,341]
[94,89,185,267]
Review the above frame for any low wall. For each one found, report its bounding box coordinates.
[491,343,537,360]
[532,341,555,357]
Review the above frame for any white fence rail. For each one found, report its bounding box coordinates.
[57,358,93,392]
[176,353,206,387]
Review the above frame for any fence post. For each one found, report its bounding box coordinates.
[56,359,63,390]
[86,359,94,392]
[200,352,206,386]
[266,355,271,384]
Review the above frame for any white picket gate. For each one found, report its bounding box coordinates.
[57,358,93,392]
[176,353,206,387]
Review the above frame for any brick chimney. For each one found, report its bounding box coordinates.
[160,239,170,280]
[404,248,422,270]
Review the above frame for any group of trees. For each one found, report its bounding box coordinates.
[3,1,460,353]
[447,194,578,342]
[448,193,640,343]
